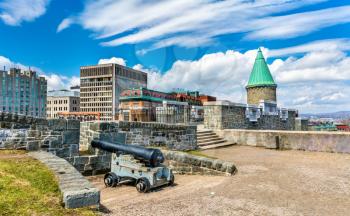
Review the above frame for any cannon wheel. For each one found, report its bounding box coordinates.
[104,172,120,187]
[136,178,150,193]
[168,174,175,186]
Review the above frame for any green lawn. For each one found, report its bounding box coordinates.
[0,150,97,216]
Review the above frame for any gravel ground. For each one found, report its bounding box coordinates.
[88,146,350,216]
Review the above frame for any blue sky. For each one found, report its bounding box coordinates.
[1,0,350,113]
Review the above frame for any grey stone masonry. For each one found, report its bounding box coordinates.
[204,101,297,130]
[162,150,236,176]
[29,151,100,209]
[80,121,197,152]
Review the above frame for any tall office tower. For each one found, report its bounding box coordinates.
[47,89,80,119]
[80,63,147,121]
[0,68,47,118]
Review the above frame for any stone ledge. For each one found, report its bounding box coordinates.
[29,151,100,209]
[162,150,236,176]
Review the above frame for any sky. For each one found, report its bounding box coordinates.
[1,0,350,114]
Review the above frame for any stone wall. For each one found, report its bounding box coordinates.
[80,121,197,152]
[214,129,350,153]
[246,86,276,105]
[204,101,296,130]
[0,117,80,159]
[163,150,236,176]
[0,112,47,129]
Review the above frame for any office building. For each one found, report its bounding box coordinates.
[0,68,47,118]
[80,63,147,121]
[47,90,80,119]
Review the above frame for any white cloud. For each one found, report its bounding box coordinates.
[43,74,80,91]
[0,0,50,26]
[56,18,73,33]
[56,0,350,53]
[269,38,350,57]
[98,57,126,66]
[117,42,350,113]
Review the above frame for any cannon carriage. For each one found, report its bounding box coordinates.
[91,140,174,193]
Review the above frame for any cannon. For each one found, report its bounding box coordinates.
[91,140,174,193]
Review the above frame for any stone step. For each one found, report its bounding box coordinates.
[197,134,219,139]
[197,136,222,143]
[199,142,236,150]
[197,132,216,137]
[197,130,213,134]
[198,139,226,146]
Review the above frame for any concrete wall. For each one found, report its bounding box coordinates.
[215,129,350,153]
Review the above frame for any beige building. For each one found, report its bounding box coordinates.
[47,90,80,119]
[80,63,147,121]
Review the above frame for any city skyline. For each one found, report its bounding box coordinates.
[1,0,350,113]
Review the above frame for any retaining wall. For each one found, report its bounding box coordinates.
[215,129,350,153]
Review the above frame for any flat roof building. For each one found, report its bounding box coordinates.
[0,68,47,118]
[80,63,147,121]
[47,90,80,119]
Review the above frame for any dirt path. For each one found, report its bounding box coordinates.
[89,146,350,216]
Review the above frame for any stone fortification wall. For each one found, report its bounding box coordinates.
[204,101,296,130]
[215,129,350,154]
[0,117,80,159]
[0,112,47,129]
[80,121,197,152]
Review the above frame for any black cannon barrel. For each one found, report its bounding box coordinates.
[91,140,164,167]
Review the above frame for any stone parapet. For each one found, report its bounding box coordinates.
[215,129,350,154]
[29,151,100,209]
[204,102,296,130]
[162,150,236,176]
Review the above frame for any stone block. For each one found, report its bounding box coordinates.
[74,156,89,165]
[67,120,80,130]
[48,119,67,131]
[56,147,71,158]
[26,141,39,151]
[63,185,100,209]
[70,144,79,157]
[63,130,79,144]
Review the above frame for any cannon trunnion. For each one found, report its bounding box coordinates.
[91,140,174,193]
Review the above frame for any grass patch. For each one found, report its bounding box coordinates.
[0,149,27,155]
[185,150,217,159]
[0,151,97,216]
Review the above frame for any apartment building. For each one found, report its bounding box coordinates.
[46,90,80,119]
[0,68,47,118]
[80,63,147,121]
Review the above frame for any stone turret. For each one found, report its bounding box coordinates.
[246,48,277,105]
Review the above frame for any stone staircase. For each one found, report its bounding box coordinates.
[197,129,235,150]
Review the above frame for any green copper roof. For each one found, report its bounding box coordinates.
[247,48,277,88]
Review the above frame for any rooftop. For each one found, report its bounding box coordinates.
[247,48,277,88]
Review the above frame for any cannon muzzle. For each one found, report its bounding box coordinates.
[91,140,164,167]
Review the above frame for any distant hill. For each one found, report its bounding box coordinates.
[301,111,350,120]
